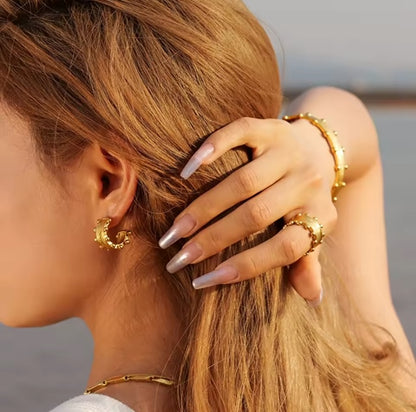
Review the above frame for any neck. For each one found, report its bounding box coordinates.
[80,267,184,412]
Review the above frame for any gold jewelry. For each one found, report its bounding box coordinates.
[282,212,325,255]
[84,373,176,394]
[93,217,132,250]
[283,112,348,202]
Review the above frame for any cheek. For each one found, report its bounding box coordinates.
[0,184,102,327]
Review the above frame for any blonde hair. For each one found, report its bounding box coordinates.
[0,1,415,410]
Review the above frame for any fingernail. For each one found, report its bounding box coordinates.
[166,242,203,273]
[158,214,197,249]
[180,143,214,179]
[192,266,239,290]
[306,286,324,308]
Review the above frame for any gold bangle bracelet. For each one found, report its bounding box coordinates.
[283,112,348,202]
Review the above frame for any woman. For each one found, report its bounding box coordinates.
[0,0,414,411]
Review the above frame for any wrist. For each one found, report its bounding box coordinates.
[288,118,336,196]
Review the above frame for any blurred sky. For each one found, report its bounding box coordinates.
[244,0,416,90]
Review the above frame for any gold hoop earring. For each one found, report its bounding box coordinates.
[93,217,132,250]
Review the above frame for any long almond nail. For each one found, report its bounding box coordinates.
[180,143,214,179]
[166,242,203,273]
[192,266,239,290]
[158,213,197,249]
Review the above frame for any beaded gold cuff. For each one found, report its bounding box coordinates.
[283,112,348,202]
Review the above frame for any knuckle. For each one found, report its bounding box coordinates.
[305,166,324,190]
[291,146,306,170]
[235,167,259,196]
[206,229,223,252]
[246,254,259,276]
[246,199,272,228]
[236,116,253,133]
[280,238,299,263]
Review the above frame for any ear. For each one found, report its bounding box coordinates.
[81,141,138,228]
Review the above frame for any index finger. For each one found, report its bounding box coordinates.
[179,117,287,180]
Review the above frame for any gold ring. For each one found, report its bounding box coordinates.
[282,213,325,256]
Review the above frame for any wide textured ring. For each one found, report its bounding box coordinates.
[282,213,325,256]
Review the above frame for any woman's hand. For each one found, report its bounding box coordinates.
[158,116,338,305]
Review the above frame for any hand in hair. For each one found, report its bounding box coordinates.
[158,111,337,305]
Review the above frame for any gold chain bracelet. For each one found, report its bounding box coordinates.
[283,112,348,202]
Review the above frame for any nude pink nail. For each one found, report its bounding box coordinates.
[166,242,203,274]
[192,266,239,290]
[158,213,197,249]
[180,143,214,179]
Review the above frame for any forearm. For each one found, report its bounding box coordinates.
[284,87,416,399]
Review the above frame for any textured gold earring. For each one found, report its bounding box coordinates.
[93,217,132,250]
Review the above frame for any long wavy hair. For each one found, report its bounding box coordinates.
[0,1,415,410]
